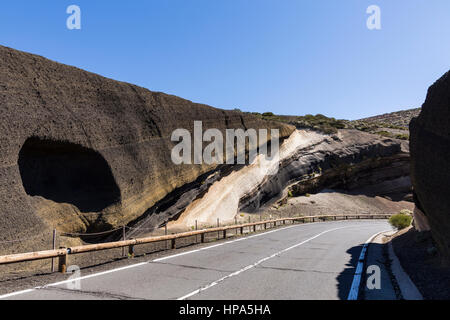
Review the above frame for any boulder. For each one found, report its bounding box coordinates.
[410,70,450,262]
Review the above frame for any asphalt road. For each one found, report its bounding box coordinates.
[2,220,393,300]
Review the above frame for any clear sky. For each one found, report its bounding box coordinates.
[1,0,449,120]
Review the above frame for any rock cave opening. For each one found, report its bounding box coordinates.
[18,137,120,213]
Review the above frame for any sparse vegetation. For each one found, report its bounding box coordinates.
[373,130,410,140]
[248,108,418,138]
[293,114,346,134]
[250,112,347,134]
[376,130,392,138]
[395,133,409,140]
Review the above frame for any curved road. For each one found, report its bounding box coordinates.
[3,220,392,300]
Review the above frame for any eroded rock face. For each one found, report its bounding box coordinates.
[240,130,411,212]
[0,45,293,253]
[152,129,411,234]
[410,70,450,262]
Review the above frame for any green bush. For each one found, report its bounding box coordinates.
[389,213,413,230]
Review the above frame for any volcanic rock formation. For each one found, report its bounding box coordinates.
[240,129,411,212]
[410,70,450,263]
[157,129,411,232]
[0,45,293,254]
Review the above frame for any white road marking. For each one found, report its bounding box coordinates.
[0,220,335,299]
[0,289,35,300]
[347,229,391,300]
[177,226,349,300]
[0,262,148,299]
[153,221,322,262]
[0,220,384,300]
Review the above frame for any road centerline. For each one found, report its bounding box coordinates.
[0,221,345,299]
[177,226,349,300]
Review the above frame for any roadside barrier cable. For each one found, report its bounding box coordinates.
[60,227,123,237]
[0,215,392,265]
[125,226,155,232]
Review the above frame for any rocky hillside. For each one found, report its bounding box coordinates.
[410,70,450,263]
[0,45,294,255]
[357,108,421,129]
[251,108,419,140]
[349,108,421,140]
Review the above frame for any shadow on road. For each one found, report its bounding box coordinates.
[336,243,364,300]
[337,243,391,300]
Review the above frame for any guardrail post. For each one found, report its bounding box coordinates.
[165,224,168,249]
[195,220,198,243]
[201,233,205,243]
[264,223,267,229]
[223,230,227,239]
[253,225,256,232]
[128,245,135,258]
[171,238,176,249]
[240,227,244,234]
[122,226,126,257]
[217,218,220,239]
[58,248,67,273]
[51,229,57,272]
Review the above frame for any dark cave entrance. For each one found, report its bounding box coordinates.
[18,137,120,213]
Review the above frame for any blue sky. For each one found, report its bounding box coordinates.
[1,1,449,120]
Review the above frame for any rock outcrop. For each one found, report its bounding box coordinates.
[239,129,411,212]
[163,129,411,231]
[0,45,293,254]
[410,70,450,262]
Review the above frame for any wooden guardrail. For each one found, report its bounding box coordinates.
[0,214,391,273]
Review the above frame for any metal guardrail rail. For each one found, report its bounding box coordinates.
[0,214,391,273]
